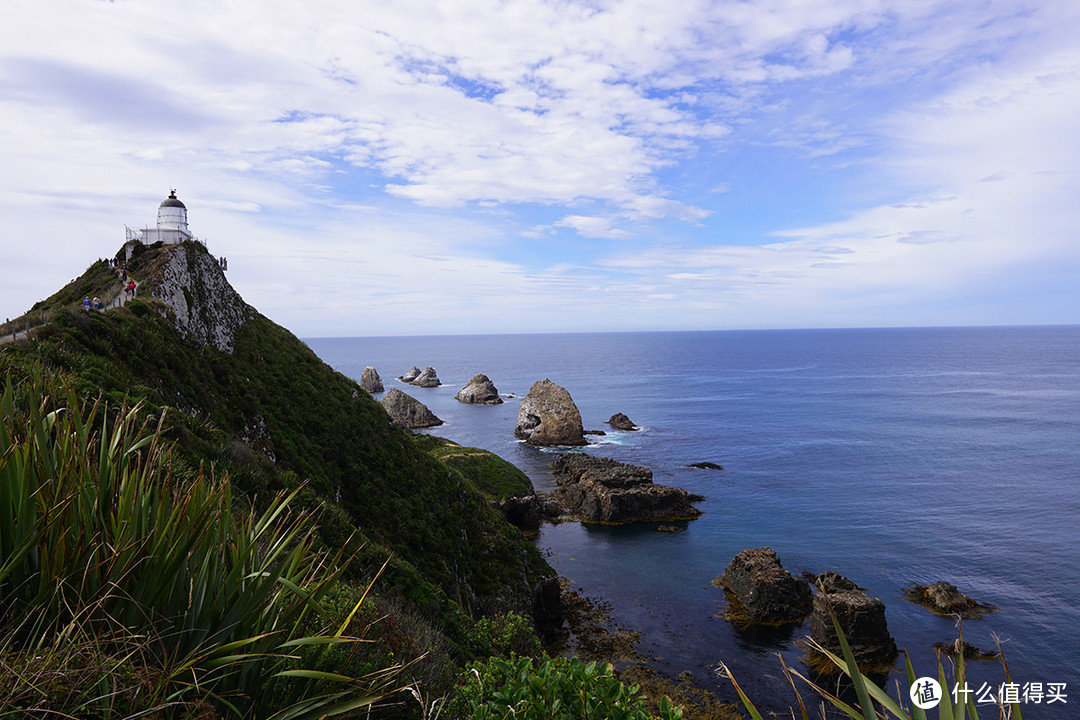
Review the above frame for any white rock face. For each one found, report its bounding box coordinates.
[148,243,251,352]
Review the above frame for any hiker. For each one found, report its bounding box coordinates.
[92,296,100,310]
[128,281,136,297]
[83,297,91,312]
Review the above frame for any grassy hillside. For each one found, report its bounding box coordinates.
[0,243,557,650]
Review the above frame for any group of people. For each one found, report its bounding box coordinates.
[105,256,129,281]
[82,297,100,312]
[218,256,229,270]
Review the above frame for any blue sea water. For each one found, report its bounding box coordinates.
[306,326,1080,716]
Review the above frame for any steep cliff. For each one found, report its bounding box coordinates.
[131,241,250,352]
[1,240,560,646]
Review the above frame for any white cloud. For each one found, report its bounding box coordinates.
[2,0,1079,333]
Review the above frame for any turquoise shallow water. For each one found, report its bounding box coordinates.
[307,326,1080,717]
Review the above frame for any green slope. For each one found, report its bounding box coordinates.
[0,242,558,651]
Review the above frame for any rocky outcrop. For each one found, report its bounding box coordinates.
[456,374,503,404]
[811,570,863,594]
[410,366,441,388]
[514,380,586,446]
[399,366,422,383]
[688,461,724,471]
[143,242,251,352]
[903,582,994,617]
[551,454,701,524]
[607,413,638,430]
[492,495,543,531]
[718,547,812,624]
[809,588,897,669]
[360,366,384,393]
[380,388,443,428]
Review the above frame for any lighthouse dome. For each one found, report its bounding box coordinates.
[159,190,187,210]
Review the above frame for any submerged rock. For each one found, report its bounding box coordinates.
[552,454,701,524]
[380,388,443,428]
[359,366,384,393]
[399,366,422,383]
[903,582,995,617]
[688,461,724,471]
[932,639,1000,660]
[514,379,586,446]
[410,366,441,388]
[718,547,812,624]
[456,374,503,404]
[607,413,638,430]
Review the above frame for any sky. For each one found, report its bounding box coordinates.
[2,0,1078,337]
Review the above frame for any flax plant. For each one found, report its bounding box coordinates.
[719,604,1023,720]
[0,368,402,718]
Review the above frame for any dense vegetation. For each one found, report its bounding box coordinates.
[2,246,554,642]
[0,244,694,718]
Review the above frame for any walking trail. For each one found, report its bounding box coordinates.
[1,272,140,346]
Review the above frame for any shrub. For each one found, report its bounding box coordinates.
[452,655,683,720]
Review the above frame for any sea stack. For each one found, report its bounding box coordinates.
[399,366,422,383]
[514,379,586,446]
[607,413,638,430]
[410,366,441,388]
[718,547,812,624]
[456,374,503,404]
[380,388,443,428]
[359,366,384,393]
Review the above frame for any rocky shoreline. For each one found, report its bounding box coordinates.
[355,362,1009,710]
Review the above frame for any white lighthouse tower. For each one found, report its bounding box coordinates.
[126,190,196,245]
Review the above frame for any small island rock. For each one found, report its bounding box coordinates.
[359,366,384,393]
[410,366,441,388]
[688,461,724,471]
[607,413,638,430]
[809,587,897,670]
[514,380,586,446]
[399,366,422,383]
[903,581,994,617]
[718,547,812,624]
[551,454,701,524]
[456,374,503,404]
[380,388,443,428]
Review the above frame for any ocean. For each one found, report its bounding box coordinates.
[305,326,1080,716]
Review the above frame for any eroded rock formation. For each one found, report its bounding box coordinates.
[903,581,994,617]
[718,547,812,624]
[551,454,701,524]
[410,366,441,388]
[456,374,503,404]
[380,388,443,428]
[607,413,638,430]
[809,587,897,670]
[360,366,384,393]
[144,242,251,352]
[514,380,587,446]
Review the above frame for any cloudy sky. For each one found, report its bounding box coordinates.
[2,0,1078,337]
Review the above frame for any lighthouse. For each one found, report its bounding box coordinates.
[126,190,196,245]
